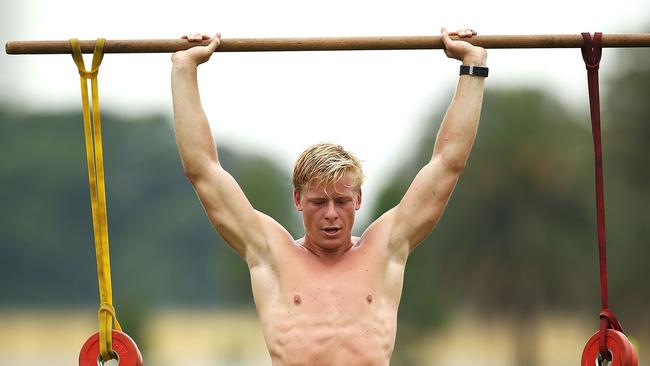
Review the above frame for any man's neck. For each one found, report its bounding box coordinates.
[297,236,355,259]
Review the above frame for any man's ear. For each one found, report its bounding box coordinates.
[293,189,303,211]
[355,189,362,210]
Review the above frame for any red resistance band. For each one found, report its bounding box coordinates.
[580,32,637,365]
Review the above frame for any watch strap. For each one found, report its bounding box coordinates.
[460,65,489,77]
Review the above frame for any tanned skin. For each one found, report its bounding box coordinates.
[171,28,487,366]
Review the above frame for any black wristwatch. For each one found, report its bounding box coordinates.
[460,65,489,77]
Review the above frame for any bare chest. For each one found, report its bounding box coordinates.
[280,251,380,313]
[251,244,398,365]
[250,239,405,314]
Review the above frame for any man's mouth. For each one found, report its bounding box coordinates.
[322,227,341,235]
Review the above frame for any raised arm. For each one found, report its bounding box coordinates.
[171,33,272,264]
[386,28,487,258]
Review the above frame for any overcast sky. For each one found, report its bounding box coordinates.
[1,0,648,226]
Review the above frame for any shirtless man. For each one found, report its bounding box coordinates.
[171,28,487,365]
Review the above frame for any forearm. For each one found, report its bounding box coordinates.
[387,29,487,255]
[171,61,219,177]
[432,52,486,170]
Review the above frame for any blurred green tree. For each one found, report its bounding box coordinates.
[377,88,597,365]
[0,109,300,313]
[374,41,650,364]
[601,46,650,331]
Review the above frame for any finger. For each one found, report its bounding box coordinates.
[458,29,477,38]
[206,32,221,51]
[446,27,459,37]
[440,27,453,49]
[441,27,450,39]
[188,33,204,42]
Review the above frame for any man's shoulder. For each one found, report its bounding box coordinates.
[359,208,410,262]
[243,211,299,267]
[361,208,397,238]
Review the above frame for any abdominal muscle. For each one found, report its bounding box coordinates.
[264,293,395,366]
[249,237,403,366]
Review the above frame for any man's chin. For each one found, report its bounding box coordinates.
[319,233,353,247]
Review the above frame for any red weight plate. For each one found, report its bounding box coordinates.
[79,331,143,366]
[581,329,637,366]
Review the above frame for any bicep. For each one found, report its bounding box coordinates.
[189,162,268,260]
[391,158,461,252]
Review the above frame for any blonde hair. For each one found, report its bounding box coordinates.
[292,142,364,196]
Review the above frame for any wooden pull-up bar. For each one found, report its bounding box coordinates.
[6,34,650,54]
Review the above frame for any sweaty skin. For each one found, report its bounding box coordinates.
[171,29,486,365]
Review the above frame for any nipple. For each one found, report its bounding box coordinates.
[293,294,302,306]
[366,294,373,304]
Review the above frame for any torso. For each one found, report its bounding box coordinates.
[249,219,407,366]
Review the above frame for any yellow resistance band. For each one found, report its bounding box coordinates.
[70,38,122,362]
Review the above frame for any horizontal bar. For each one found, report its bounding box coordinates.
[6,34,650,54]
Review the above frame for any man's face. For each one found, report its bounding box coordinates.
[294,174,361,252]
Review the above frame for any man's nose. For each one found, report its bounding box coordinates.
[324,201,338,219]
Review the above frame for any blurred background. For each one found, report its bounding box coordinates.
[1,0,648,365]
